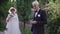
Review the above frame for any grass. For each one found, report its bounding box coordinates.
[21,27,32,34]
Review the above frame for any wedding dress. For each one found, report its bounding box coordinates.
[5,13,21,34]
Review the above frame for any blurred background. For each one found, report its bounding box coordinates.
[0,0,60,34]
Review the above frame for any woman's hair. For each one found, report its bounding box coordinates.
[10,9,15,11]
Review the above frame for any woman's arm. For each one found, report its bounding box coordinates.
[6,14,13,23]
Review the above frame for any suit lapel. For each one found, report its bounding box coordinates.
[36,9,41,17]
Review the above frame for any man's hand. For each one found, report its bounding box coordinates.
[30,20,37,24]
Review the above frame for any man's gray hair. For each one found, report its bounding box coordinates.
[32,0,39,6]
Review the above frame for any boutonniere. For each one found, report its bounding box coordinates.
[38,14,40,17]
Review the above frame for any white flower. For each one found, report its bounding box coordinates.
[38,14,40,17]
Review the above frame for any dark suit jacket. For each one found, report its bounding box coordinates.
[31,9,47,32]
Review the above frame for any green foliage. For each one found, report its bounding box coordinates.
[17,0,32,21]
[0,0,14,31]
[47,0,60,26]
[21,27,32,34]
[46,0,60,34]
[0,22,6,31]
[0,0,8,5]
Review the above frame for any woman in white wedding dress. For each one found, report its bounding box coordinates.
[5,7,21,34]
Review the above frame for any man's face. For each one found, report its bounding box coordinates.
[32,4,36,9]
[32,3,39,12]
[31,5,36,12]
[35,4,39,9]
[33,4,39,10]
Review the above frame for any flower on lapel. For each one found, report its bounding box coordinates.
[38,14,40,17]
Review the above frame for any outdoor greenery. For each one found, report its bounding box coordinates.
[0,0,60,34]
[0,0,8,31]
[46,0,60,34]
[16,0,60,34]
[0,0,14,31]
